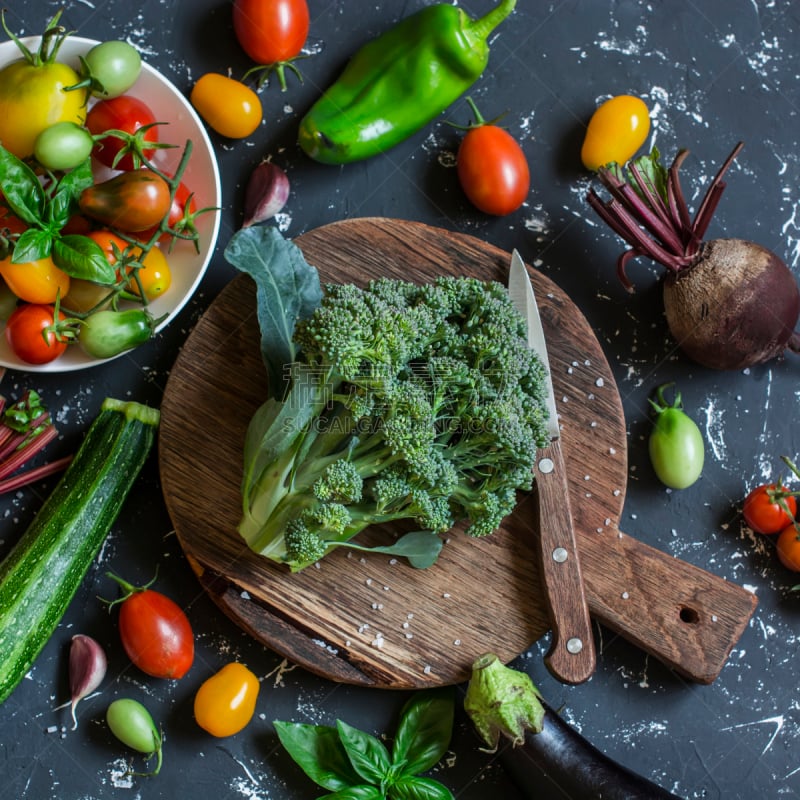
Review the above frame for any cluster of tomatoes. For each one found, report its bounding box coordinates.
[742,465,800,575]
[88,573,260,773]
[0,17,199,365]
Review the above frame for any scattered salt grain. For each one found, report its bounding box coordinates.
[622,591,630,600]
[595,377,605,387]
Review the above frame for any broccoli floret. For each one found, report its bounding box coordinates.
[313,460,363,503]
[238,274,551,572]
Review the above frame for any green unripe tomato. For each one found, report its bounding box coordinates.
[648,383,704,489]
[78,308,157,359]
[81,40,143,98]
[106,698,163,775]
[34,121,94,171]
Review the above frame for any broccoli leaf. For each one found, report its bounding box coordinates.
[224,225,323,397]
[341,531,444,569]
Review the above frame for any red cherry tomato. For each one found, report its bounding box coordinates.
[232,0,310,64]
[5,303,68,364]
[86,95,159,171]
[743,484,797,535]
[109,574,195,679]
[456,100,530,216]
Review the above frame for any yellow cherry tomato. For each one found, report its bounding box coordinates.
[190,73,262,139]
[0,59,87,159]
[581,95,650,171]
[0,254,70,304]
[194,662,260,737]
[126,245,172,300]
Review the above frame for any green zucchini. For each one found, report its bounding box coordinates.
[0,398,160,705]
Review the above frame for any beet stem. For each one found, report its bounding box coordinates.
[690,142,743,236]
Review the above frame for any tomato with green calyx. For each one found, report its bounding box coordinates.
[103,572,194,678]
[135,180,198,245]
[233,0,310,90]
[647,383,704,489]
[86,95,160,171]
[194,662,260,737]
[5,303,70,364]
[190,73,262,139]
[743,482,797,535]
[79,170,172,232]
[0,253,70,304]
[0,12,87,159]
[455,97,530,216]
[581,94,650,171]
[106,698,163,776]
[78,308,158,359]
[71,40,142,99]
[34,121,94,171]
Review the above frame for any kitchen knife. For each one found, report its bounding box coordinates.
[507,249,596,684]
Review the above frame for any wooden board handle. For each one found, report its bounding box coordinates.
[578,527,758,684]
[534,439,596,684]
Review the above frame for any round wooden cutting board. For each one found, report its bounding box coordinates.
[159,217,629,689]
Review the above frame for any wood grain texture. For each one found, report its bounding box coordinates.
[159,218,756,689]
[534,437,596,685]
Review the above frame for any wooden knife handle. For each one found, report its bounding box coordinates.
[534,438,596,684]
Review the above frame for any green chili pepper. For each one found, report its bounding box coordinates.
[298,0,516,164]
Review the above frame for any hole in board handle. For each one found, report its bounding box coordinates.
[679,606,700,624]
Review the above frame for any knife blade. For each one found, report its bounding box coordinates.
[507,249,596,684]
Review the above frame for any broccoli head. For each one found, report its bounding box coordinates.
[238,275,551,571]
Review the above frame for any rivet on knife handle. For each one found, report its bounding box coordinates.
[534,438,596,684]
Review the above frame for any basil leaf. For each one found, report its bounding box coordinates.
[392,689,454,777]
[273,721,361,791]
[11,228,53,263]
[389,776,454,800]
[0,145,45,225]
[57,157,95,198]
[52,235,116,283]
[224,225,323,398]
[327,787,385,800]
[336,719,392,786]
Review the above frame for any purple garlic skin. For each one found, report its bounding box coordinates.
[69,634,107,729]
[242,161,290,227]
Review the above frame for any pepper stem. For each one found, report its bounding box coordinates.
[467,0,517,43]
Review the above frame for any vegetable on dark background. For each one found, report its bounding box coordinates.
[103,571,195,680]
[586,142,800,370]
[106,698,163,776]
[0,398,159,706]
[68,634,107,730]
[274,688,456,799]
[298,0,516,164]
[463,653,683,800]
[454,97,530,216]
[580,94,651,171]
[647,383,704,490]
[233,0,310,90]
[241,160,290,227]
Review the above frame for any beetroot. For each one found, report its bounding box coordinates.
[586,142,800,370]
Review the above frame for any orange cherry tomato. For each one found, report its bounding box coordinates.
[743,484,797,535]
[581,95,651,171]
[776,525,800,572]
[0,254,70,304]
[194,663,260,737]
[190,73,262,139]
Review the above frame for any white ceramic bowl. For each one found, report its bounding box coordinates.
[0,36,222,372]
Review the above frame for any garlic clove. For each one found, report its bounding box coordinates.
[69,634,107,730]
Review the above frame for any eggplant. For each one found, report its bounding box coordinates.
[464,653,683,800]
